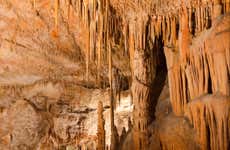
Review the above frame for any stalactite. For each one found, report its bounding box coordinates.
[97,37,102,87]
[165,63,188,115]
[108,42,112,96]
[201,6,204,31]
[197,4,201,33]
[96,0,103,87]
[97,101,105,150]
[179,3,191,62]
[188,7,192,33]
[185,48,210,99]
[225,0,230,12]
[89,20,96,61]
[33,0,36,8]
[86,30,90,83]
[128,24,135,75]
[206,51,230,95]
[67,0,71,21]
[83,2,89,28]
[123,23,128,55]
[54,0,59,30]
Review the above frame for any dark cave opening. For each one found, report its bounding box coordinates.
[191,10,196,36]
[149,35,168,121]
[208,75,213,94]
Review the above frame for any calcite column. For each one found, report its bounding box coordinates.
[131,18,156,150]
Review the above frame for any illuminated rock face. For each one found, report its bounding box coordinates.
[0,0,229,150]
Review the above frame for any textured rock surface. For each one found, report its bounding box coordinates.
[4,100,48,150]
[150,114,200,150]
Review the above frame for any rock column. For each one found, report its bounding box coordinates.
[97,101,105,150]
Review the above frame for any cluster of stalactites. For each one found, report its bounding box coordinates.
[164,0,230,116]
[187,3,212,35]
[123,13,167,76]
[186,0,230,35]
[53,0,120,86]
[185,95,230,150]
[79,0,122,86]
[77,0,111,84]
[168,42,230,115]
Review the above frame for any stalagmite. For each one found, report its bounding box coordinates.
[97,101,105,150]
[120,127,126,143]
[108,42,118,150]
